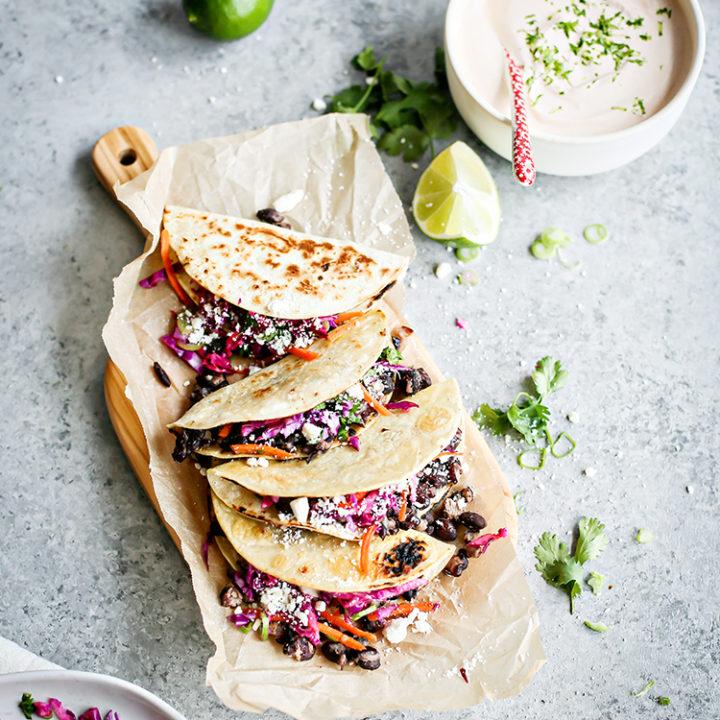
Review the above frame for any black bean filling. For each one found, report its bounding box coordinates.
[172,361,432,463]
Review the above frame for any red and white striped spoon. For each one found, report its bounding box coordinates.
[504,48,536,186]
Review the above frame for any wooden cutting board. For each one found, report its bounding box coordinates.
[92,126,182,549]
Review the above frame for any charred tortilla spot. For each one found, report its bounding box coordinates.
[287,264,300,276]
[299,565,308,574]
[382,539,427,577]
[322,263,330,271]
[372,280,396,302]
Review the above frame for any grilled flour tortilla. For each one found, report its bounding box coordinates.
[163,205,408,319]
[209,379,461,497]
[171,310,387,429]
[212,493,455,593]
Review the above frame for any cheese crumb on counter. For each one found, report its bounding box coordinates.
[435,262,452,279]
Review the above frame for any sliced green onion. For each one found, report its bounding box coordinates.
[259,611,269,641]
[636,528,653,544]
[457,270,479,285]
[584,620,611,632]
[351,603,378,621]
[531,239,556,260]
[518,447,547,470]
[587,571,604,595]
[176,313,193,335]
[541,227,572,248]
[513,491,525,515]
[550,430,576,458]
[583,223,609,244]
[238,623,252,634]
[632,678,656,697]
[456,246,481,262]
[658,697,671,706]
[557,250,581,269]
[176,340,203,351]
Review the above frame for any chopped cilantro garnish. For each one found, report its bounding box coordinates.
[656,7,672,18]
[534,517,608,613]
[326,46,457,161]
[380,346,404,364]
[19,693,34,719]
[632,96,646,115]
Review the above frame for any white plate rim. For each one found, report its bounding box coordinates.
[0,669,187,720]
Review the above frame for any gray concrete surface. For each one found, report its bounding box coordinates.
[1,0,718,718]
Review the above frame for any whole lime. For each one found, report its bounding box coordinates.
[183,0,274,40]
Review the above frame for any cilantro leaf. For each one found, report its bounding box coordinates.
[532,356,568,399]
[326,46,458,162]
[19,693,34,719]
[473,404,512,436]
[377,125,429,161]
[353,46,379,71]
[535,518,608,614]
[379,346,403,364]
[328,84,368,113]
[574,517,608,565]
[506,397,550,446]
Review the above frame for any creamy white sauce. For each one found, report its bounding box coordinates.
[449,0,692,136]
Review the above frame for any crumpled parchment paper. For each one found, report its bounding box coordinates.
[102,113,545,719]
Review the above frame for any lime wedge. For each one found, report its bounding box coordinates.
[412,141,501,248]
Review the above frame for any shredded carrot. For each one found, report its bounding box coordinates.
[326,316,362,343]
[435,451,463,458]
[361,385,392,417]
[319,610,376,642]
[159,229,193,307]
[335,311,364,323]
[354,491,368,502]
[287,346,320,361]
[368,601,439,622]
[317,622,366,651]
[398,491,408,522]
[359,523,378,575]
[217,423,233,439]
[228,443,294,460]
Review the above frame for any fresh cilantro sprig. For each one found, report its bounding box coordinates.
[326,46,458,162]
[534,516,608,613]
[473,356,574,468]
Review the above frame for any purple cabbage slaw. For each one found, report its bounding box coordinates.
[26,697,119,720]
[226,563,434,644]
[139,272,339,373]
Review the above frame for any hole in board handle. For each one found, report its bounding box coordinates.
[118,149,137,166]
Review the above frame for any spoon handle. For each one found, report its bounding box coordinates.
[504,49,536,187]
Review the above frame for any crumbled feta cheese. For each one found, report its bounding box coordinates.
[686,485,694,494]
[384,616,412,644]
[411,612,433,634]
[584,467,597,477]
[302,422,323,444]
[183,380,191,387]
[55,75,64,84]
[272,189,304,213]
[315,600,327,612]
[567,411,579,423]
[290,497,310,524]
[435,262,452,279]
[345,383,364,400]
[312,97,327,112]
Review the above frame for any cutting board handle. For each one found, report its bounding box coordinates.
[92,126,159,197]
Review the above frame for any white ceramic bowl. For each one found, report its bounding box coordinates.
[444,0,706,176]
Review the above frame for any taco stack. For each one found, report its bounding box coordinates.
[162,206,507,671]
